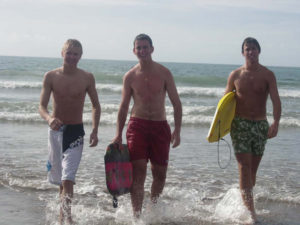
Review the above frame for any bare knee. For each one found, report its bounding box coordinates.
[237,162,253,188]
[151,165,167,182]
[239,163,252,176]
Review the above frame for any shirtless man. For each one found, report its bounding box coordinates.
[225,37,281,223]
[39,39,101,224]
[112,34,182,217]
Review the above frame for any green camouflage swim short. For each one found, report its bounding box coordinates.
[230,116,269,155]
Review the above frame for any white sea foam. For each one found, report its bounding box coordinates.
[178,86,224,97]
[0,112,42,122]
[1,79,300,100]
[214,188,253,224]
[96,83,123,93]
[279,88,300,98]
[279,117,300,128]
[0,110,299,128]
[101,103,121,112]
[182,105,215,114]
[0,80,41,89]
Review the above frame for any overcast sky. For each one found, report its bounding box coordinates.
[0,0,299,67]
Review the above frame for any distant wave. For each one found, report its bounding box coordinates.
[2,80,300,99]
[0,111,299,128]
[96,84,122,93]
[0,80,224,98]
[0,112,42,122]
[0,81,41,89]
[279,89,300,98]
[178,87,224,97]
[0,81,124,94]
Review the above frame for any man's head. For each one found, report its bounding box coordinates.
[133,34,153,48]
[133,34,154,61]
[242,37,261,54]
[62,39,83,55]
[61,39,83,66]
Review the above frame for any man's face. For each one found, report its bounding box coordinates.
[133,40,154,60]
[62,46,82,66]
[242,43,259,62]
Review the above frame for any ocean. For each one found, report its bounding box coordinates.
[0,55,299,225]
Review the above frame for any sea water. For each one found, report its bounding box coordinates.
[0,55,299,225]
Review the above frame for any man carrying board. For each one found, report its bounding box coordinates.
[112,33,182,217]
[225,37,281,223]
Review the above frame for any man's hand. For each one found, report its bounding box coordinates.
[48,117,63,131]
[89,131,98,147]
[112,135,123,149]
[268,121,279,139]
[171,130,180,148]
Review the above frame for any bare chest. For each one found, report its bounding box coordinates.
[235,73,268,95]
[132,75,165,98]
[52,76,87,99]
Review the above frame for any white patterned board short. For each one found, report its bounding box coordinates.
[47,124,85,185]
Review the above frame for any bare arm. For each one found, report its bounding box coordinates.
[112,73,132,146]
[39,72,62,130]
[87,74,101,147]
[224,71,236,95]
[267,72,281,138]
[166,71,182,148]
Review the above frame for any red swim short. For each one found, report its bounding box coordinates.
[126,117,171,166]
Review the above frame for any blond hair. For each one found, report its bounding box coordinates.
[62,39,83,54]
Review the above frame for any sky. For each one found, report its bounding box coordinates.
[0,0,299,67]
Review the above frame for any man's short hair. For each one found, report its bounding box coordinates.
[242,37,261,53]
[133,34,153,47]
[62,39,83,54]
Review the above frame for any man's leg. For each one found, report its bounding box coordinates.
[60,180,74,224]
[251,155,262,187]
[130,159,147,217]
[235,153,256,221]
[59,185,63,224]
[150,163,167,203]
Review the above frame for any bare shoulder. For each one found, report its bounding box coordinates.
[77,68,93,77]
[43,67,61,83]
[154,62,172,79]
[155,62,171,73]
[259,65,276,82]
[75,68,95,85]
[261,65,274,75]
[229,66,243,80]
[45,67,61,76]
[123,64,138,82]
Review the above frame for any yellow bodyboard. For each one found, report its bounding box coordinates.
[207,92,236,143]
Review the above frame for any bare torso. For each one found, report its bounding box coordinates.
[232,65,271,120]
[49,68,91,124]
[128,63,168,120]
